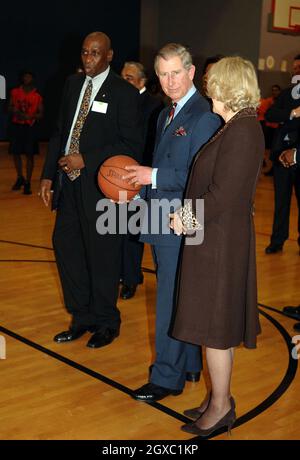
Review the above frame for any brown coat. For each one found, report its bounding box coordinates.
[172,108,264,349]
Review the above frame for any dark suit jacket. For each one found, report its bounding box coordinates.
[42,69,143,212]
[265,85,300,161]
[140,90,221,247]
[139,90,164,166]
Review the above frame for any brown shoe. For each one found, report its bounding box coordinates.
[183,395,235,420]
[181,397,236,437]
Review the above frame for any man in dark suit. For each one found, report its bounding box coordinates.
[120,61,163,299]
[279,144,300,332]
[265,54,300,254]
[124,43,221,401]
[39,32,143,348]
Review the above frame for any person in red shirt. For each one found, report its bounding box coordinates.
[257,84,281,175]
[9,71,43,194]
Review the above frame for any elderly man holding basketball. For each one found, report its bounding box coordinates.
[39,31,143,349]
[123,43,220,402]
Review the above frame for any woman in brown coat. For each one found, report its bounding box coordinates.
[170,56,264,437]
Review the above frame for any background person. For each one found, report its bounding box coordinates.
[279,145,300,332]
[120,61,163,300]
[257,84,281,175]
[9,71,43,195]
[264,54,300,254]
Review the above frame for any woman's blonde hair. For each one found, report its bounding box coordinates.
[206,56,260,112]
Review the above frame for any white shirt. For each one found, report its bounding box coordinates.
[151,84,197,188]
[65,66,110,154]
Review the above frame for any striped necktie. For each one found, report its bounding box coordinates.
[164,102,177,131]
[66,79,93,181]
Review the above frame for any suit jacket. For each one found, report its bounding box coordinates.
[265,85,300,161]
[42,69,143,212]
[140,90,221,246]
[139,90,164,166]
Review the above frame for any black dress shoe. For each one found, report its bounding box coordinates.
[293,322,300,332]
[23,181,32,195]
[120,284,137,300]
[86,328,119,348]
[54,325,95,343]
[282,305,300,321]
[132,382,182,402]
[12,176,25,191]
[265,244,283,254]
[149,365,200,383]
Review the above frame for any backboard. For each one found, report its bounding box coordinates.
[270,0,300,34]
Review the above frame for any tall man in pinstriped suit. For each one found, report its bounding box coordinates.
[124,43,221,402]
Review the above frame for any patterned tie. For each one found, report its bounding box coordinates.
[164,102,177,131]
[66,79,93,181]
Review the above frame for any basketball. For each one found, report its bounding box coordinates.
[98,155,142,202]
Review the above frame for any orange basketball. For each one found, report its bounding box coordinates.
[98,155,141,202]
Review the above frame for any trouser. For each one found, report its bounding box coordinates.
[271,163,300,246]
[121,234,144,285]
[52,177,123,331]
[150,244,202,390]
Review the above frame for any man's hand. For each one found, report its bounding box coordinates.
[122,165,152,186]
[38,179,53,207]
[291,106,300,119]
[58,153,85,172]
[279,149,296,168]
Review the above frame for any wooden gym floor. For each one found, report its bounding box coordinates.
[0,143,299,441]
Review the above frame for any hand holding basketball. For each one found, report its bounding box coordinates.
[98,155,142,202]
[122,165,153,186]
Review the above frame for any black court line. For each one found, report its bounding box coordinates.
[0,260,56,263]
[258,302,296,319]
[0,239,53,251]
[0,238,297,436]
[0,306,297,440]
[0,259,155,274]
[0,324,188,423]
[195,307,298,440]
[0,239,156,273]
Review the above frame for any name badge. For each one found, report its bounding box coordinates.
[92,100,108,114]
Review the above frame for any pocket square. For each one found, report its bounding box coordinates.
[174,126,187,136]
